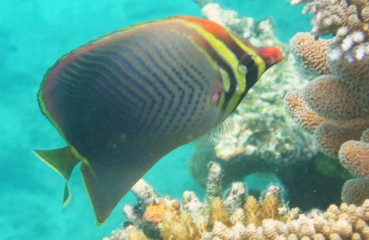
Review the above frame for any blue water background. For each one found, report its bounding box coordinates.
[0,0,310,239]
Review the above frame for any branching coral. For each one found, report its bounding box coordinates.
[286,0,369,208]
[291,0,369,58]
[290,0,369,107]
[339,134,369,180]
[105,162,369,240]
[290,33,331,76]
[303,75,367,120]
[284,91,326,133]
[286,0,369,186]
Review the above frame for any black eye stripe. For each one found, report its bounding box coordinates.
[246,58,256,69]
[238,54,257,71]
[239,54,252,65]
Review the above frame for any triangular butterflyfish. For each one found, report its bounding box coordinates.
[34,16,284,224]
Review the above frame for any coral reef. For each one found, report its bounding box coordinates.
[290,32,331,77]
[288,0,369,113]
[286,0,369,206]
[339,130,369,180]
[105,162,369,240]
[188,1,349,211]
[193,2,316,164]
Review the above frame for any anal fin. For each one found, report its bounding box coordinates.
[33,146,82,207]
[81,151,161,225]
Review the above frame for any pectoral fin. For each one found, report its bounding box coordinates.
[33,146,82,207]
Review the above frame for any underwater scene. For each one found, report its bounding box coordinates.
[2,0,369,239]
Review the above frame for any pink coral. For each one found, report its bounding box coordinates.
[303,75,367,120]
[341,178,369,205]
[315,122,366,157]
[290,33,331,76]
[287,0,369,182]
[284,91,326,133]
[327,55,369,110]
[339,140,369,180]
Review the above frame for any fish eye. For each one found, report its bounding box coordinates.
[237,53,256,74]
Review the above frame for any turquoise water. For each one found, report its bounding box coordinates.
[0,0,311,239]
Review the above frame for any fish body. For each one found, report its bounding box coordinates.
[34,16,284,224]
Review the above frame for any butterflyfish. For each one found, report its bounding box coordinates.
[34,16,284,224]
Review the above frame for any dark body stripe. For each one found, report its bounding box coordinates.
[173,23,239,112]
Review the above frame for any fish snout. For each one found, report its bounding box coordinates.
[257,46,285,69]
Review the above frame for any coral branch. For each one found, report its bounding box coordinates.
[341,178,369,205]
[339,140,369,180]
[287,0,369,183]
[284,91,326,133]
[290,33,331,76]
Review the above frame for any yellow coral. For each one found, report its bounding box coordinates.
[210,197,231,226]
[107,188,369,240]
[126,226,148,240]
[243,194,286,227]
[244,195,260,226]
[260,194,281,221]
[144,202,166,223]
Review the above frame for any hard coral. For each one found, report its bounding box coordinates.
[342,178,369,205]
[284,91,326,133]
[106,162,369,240]
[293,0,369,52]
[290,33,331,76]
[287,0,369,182]
[188,1,320,211]
[339,139,369,180]
[144,200,180,223]
[303,75,367,120]
[106,162,294,240]
[315,122,367,157]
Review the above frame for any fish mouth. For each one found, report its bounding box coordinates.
[257,46,285,68]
